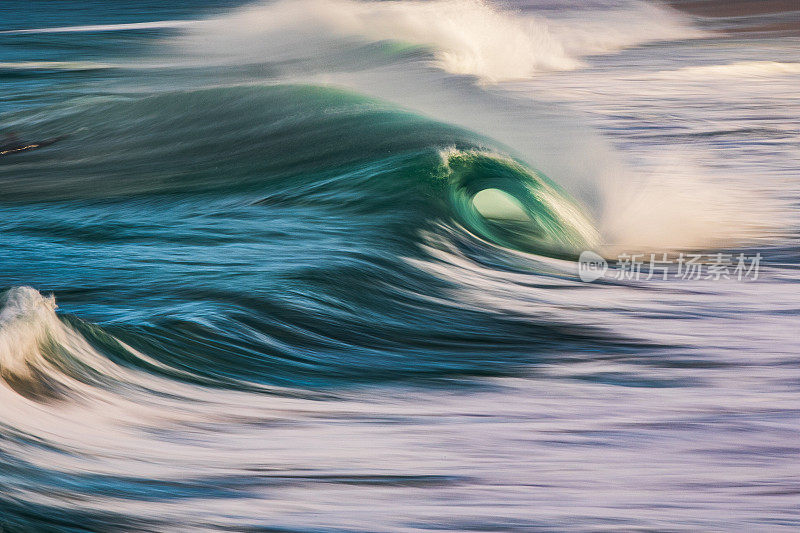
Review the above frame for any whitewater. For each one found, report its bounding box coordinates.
[1,0,799,530]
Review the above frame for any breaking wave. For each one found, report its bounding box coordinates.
[176,0,705,82]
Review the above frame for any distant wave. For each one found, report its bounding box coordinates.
[0,20,196,35]
[177,0,705,82]
[0,61,112,71]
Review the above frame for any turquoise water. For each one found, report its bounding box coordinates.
[2,1,800,530]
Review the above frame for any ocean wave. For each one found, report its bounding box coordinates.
[0,85,597,257]
[175,0,704,82]
[2,79,770,256]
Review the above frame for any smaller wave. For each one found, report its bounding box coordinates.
[656,61,800,79]
[0,287,72,399]
[0,20,196,35]
[0,287,148,400]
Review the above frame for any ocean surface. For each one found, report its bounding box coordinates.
[1,0,799,531]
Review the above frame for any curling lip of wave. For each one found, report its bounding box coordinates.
[437,148,599,254]
[181,0,705,82]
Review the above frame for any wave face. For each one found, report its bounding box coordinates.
[2,0,800,531]
[0,85,596,255]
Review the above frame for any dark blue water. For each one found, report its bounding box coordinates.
[1,1,799,531]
